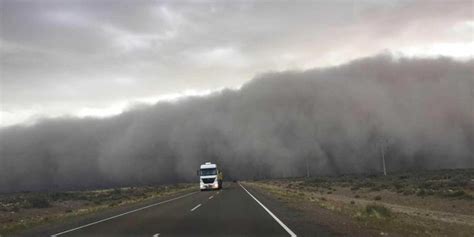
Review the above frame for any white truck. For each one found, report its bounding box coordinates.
[198,162,223,191]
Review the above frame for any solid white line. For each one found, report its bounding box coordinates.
[239,183,297,237]
[50,191,197,236]
[209,195,214,199]
[190,203,202,212]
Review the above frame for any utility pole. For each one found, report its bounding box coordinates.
[377,138,388,176]
[380,142,387,176]
[305,157,310,178]
[471,73,474,169]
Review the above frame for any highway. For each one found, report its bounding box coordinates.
[23,182,333,237]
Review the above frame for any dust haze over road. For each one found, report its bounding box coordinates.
[1,55,473,192]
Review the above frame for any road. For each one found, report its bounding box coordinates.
[26,182,333,237]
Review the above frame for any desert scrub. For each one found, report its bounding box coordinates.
[23,196,50,208]
[350,185,360,191]
[365,204,391,219]
[370,186,381,191]
[441,190,473,199]
[416,189,434,197]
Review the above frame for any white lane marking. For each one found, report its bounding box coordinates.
[50,192,197,236]
[190,203,202,212]
[209,195,214,199]
[239,183,297,237]
[153,234,160,237]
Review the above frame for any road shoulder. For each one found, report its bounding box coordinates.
[245,181,474,237]
[242,182,362,237]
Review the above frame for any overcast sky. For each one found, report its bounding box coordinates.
[0,0,473,127]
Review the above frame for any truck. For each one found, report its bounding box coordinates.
[198,162,223,191]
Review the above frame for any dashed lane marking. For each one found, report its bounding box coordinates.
[190,203,202,212]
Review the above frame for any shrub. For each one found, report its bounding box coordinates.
[11,206,20,212]
[393,183,403,190]
[370,186,381,191]
[416,189,426,196]
[24,196,50,208]
[374,195,382,201]
[365,204,391,218]
[442,190,472,199]
[49,192,74,201]
[379,184,389,190]
[351,186,360,191]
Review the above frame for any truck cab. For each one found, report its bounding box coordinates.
[198,162,223,191]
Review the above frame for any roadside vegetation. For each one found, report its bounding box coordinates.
[0,183,195,235]
[246,169,474,236]
[302,168,473,200]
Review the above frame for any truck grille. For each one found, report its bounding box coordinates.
[202,178,215,184]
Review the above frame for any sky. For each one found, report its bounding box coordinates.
[0,0,473,127]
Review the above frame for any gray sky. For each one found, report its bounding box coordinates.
[0,0,473,127]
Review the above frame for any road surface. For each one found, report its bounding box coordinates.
[23,182,333,237]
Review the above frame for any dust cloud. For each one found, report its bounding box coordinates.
[1,55,473,192]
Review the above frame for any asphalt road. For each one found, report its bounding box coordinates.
[28,182,333,237]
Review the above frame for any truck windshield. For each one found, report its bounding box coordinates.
[200,168,217,176]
